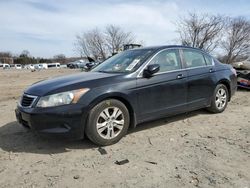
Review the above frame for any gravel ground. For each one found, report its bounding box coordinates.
[0,69,249,188]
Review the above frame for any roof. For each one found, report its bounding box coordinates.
[136,45,204,51]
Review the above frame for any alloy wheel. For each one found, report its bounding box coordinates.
[96,107,125,139]
[215,88,227,110]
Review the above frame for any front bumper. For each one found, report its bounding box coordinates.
[15,104,87,139]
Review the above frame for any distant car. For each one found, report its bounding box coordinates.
[123,44,142,51]
[67,60,88,69]
[60,64,67,68]
[16,45,237,146]
[82,57,102,71]
[34,64,41,70]
[38,63,48,69]
[47,63,60,68]
[15,64,22,69]
[233,60,250,89]
[33,63,48,70]
[25,64,35,70]
[83,62,101,71]
[67,62,76,69]
[1,63,10,69]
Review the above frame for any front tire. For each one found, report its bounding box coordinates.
[86,99,130,146]
[207,84,229,113]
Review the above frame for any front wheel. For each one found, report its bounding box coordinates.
[85,99,130,146]
[207,84,229,113]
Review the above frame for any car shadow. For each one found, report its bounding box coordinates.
[0,121,97,154]
[0,109,209,155]
[237,87,250,92]
[128,109,210,134]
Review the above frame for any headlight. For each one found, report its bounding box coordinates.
[36,88,89,108]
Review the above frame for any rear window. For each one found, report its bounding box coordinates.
[182,49,206,68]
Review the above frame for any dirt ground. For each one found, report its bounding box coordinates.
[0,69,249,188]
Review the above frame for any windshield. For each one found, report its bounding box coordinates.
[92,49,154,73]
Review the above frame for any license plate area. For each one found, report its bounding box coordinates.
[15,109,22,123]
[15,109,31,129]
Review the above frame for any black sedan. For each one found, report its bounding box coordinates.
[15,45,237,146]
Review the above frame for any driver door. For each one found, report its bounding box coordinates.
[136,49,187,122]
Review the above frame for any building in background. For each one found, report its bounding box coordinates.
[0,57,14,64]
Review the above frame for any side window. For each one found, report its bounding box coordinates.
[150,49,182,73]
[204,54,213,66]
[182,49,206,68]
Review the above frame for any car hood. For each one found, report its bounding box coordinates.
[24,71,121,96]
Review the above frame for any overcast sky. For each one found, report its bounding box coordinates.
[0,0,250,58]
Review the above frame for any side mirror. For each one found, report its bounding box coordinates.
[143,64,160,78]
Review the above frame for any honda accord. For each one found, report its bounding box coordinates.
[15,45,237,146]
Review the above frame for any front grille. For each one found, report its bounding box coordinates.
[21,94,37,107]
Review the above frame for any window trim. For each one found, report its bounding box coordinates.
[136,47,215,78]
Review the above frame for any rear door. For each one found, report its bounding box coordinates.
[136,49,187,122]
[181,49,215,110]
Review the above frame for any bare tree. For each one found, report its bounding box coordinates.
[20,50,30,57]
[54,54,66,64]
[75,35,90,58]
[75,28,107,61]
[221,17,250,64]
[86,28,107,60]
[105,24,134,54]
[0,52,12,58]
[176,13,224,52]
[15,50,36,65]
[75,25,138,60]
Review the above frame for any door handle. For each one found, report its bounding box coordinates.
[177,74,183,79]
[209,68,214,73]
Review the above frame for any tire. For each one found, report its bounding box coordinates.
[85,99,130,146]
[207,84,229,113]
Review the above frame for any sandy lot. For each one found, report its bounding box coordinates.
[0,69,249,188]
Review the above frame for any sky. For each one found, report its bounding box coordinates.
[0,0,250,58]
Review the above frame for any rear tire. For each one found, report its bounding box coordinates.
[207,84,229,113]
[86,99,130,146]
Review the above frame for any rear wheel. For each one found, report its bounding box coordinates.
[207,84,229,113]
[86,99,130,146]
